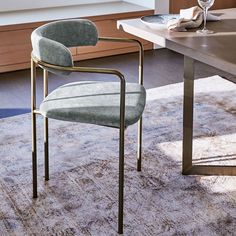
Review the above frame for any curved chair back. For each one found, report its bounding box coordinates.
[31,19,98,74]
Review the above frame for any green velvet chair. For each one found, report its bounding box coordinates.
[31,19,146,234]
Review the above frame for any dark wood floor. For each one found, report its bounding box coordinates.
[0,49,234,118]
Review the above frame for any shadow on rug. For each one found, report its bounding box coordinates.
[0,76,236,235]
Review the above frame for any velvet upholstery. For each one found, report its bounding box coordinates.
[40,81,146,128]
[31,20,98,75]
[32,19,146,128]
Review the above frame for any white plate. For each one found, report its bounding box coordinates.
[141,14,180,29]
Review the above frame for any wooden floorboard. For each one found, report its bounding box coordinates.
[0,49,235,118]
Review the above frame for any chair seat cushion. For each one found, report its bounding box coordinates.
[40,81,146,128]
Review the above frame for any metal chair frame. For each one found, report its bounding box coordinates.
[31,37,144,234]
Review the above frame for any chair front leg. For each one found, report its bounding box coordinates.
[118,123,125,234]
[43,69,49,181]
[44,117,49,181]
[31,59,38,198]
[32,112,37,198]
[118,80,126,234]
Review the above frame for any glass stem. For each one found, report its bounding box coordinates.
[203,7,208,30]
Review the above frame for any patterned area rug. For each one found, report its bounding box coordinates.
[0,76,236,236]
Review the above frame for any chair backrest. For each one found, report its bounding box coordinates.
[31,19,98,74]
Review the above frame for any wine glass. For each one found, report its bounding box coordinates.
[197,0,215,34]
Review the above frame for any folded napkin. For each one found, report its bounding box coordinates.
[167,6,220,31]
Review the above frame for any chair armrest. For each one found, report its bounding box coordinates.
[32,54,125,83]
[99,37,142,47]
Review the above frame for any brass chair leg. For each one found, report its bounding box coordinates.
[32,112,37,198]
[137,40,143,172]
[118,125,125,234]
[137,117,142,171]
[31,59,38,198]
[43,69,49,181]
[118,79,125,234]
[44,117,49,181]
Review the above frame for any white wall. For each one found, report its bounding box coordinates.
[0,0,167,14]
[154,0,169,48]
[155,0,169,13]
[0,0,120,12]
[123,0,155,9]
[122,0,169,13]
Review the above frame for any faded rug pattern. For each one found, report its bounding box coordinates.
[0,76,236,235]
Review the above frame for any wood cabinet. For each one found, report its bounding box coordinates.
[170,0,236,13]
[0,10,154,73]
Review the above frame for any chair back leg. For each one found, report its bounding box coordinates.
[137,117,143,171]
[137,40,144,172]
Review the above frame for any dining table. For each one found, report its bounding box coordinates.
[117,8,236,176]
